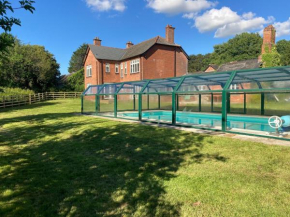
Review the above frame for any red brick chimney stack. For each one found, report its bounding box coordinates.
[126,41,134,48]
[165,24,175,44]
[262,25,276,54]
[93,37,102,46]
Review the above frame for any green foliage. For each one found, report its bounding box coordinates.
[188,33,263,72]
[0,86,34,97]
[0,0,35,52]
[0,35,60,92]
[262,45,281,68]
[188,53,212,72]
[277,39,290,66]
[61,69,84,91]
[68,43,88,73]
[210,33,263,65]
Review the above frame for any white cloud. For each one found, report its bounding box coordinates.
[86,0,126,12]
[195,7,240,32]
[146,0,216,15]
[194,7,274,38]
[214,17,271,38]
[274,18,290,37]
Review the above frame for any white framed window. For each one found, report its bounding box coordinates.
[87,83,91,88]
[198,85,206,91]
[230,84,239,90]
[120,63,123,78]
[105,63,110,73]
[130,59,140,73]
[104,86,113,99]
[124,62,127,74]
[86,65,92,77]
[115,64,119,74]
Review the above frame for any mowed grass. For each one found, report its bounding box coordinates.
[0,99,290,216]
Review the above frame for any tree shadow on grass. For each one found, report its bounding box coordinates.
[0,113,227,216]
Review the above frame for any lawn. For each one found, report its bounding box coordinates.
[0,99,290,216]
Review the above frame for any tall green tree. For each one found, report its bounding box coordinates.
[276,39,290,66]
[0,35,60,92]
[262,45,281,68]
[0,0,35,53]
[188,53,212,72]
[68,43,88,73]
[210,33,263,65]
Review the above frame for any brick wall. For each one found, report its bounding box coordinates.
[84,50,98,88]
[143,44,187,79]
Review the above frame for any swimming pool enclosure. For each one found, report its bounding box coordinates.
[81,66,290,141]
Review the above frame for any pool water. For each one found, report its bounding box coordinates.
[121,111,275,133]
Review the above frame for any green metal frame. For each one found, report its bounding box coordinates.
[81,66,290,141]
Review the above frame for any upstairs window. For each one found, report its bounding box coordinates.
[120,63,123,78]
[105,63,110,73]
[115,64,119,74]
[86,65,92,77]
[130,59,140,73]
[124,62,127,74]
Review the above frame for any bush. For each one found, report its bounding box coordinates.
[0,87,34,97]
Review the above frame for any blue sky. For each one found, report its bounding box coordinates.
[5,0,290,75]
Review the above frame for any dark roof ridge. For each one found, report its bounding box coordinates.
[88,44,125,51]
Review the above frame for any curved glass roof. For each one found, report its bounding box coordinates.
[82,66,290,96]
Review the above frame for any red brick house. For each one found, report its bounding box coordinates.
[83,25,188,88]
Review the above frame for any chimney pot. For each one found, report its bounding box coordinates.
[126,41,134,48]
[94,37,102,46]
[165,24,175,44]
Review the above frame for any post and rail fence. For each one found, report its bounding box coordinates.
[0,92,82,109]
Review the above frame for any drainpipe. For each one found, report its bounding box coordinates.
[174,47,177,77]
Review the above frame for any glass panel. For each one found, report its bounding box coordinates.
[177,94,199,112]
[231,67,290,90]
[245,94,261,115]
[83,95,95,114]
[200,94,212,112]
[99,84,122,95]
[143,78,180,93]
[160,95,172,110]
[98,95,114,117]
[264,93,290,116]
[118,82,147,94]
[83,85,99,95]
[117,94,139,120]
[148,95,159,110]
[230,94,245,114]
[212,94,222,112]
[141,95,172,124]
[177,73,231,93]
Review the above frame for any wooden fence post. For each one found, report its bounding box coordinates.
[3,96,5,108]
[64,92,66,99]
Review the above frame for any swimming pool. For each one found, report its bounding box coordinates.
[121,111,275,133]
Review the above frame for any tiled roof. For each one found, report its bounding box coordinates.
[88,36,182,61]
[216,59,262,72]
[88,45,125,61]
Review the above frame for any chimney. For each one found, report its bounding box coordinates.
[165,24,175,44]
[126,41,134,48]
[93,37,102,46]
[261,25,276,54]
